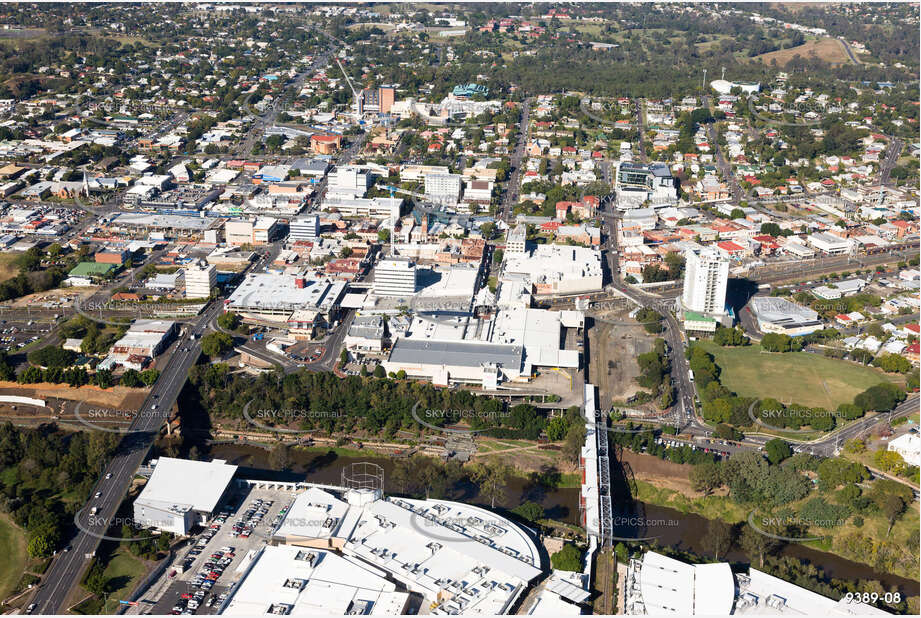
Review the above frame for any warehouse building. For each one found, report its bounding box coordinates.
[133,457,238,535]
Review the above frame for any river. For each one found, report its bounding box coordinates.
[207,442,919,598]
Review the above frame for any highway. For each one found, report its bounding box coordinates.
[29,301,223,615]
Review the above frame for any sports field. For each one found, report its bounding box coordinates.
[695,341,895,409]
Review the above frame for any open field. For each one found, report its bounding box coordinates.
[0,253,19,284]
[695,341,896,409]
[754,37,852,66]
[0,512,27,602]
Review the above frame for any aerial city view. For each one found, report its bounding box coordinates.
[0,1,918,616]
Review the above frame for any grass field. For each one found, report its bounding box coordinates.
[754,37,852,66]
[99,551,147,613]
[696,341,895,409]
[0,252,19,283]
[0,512,27,602]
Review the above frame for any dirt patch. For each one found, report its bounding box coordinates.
[617,449,708,497]
[588,308,654,409]
[0,381,148,409]
[754,37,852,66]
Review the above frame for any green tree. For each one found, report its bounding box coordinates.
[201,332,233,358]
[217,312,241,331]
[550,543,583,571]
[511,501,544,522]
[764,439,792,465]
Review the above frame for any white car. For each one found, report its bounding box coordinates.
[94,491,102,499]
[105,473,112,479]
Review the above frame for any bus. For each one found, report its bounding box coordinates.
[688,369,695,382]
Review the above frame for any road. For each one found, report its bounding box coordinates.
[600,199,707,436]
[30,302,223,615]
[499,97,531,223]
[879,137,904,186]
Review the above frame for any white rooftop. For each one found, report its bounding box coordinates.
[220,545,409,616]
[137,457,237,514]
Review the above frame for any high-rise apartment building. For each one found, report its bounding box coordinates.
[681,247,729,315]
[185,261,216,299]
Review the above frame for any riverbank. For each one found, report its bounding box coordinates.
[621,450,921,584]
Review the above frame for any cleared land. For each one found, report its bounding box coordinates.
[754,37,852,66]
[0,252,19,283]
[0,512,27,602]
[696,341,895,409]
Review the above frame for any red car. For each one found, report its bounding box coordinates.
[181,593,193,599]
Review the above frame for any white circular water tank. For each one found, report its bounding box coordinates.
[710,79,733,95]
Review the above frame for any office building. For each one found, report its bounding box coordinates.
[373,257,418,297]
[681,247,729,317]
[360,86,396,114]
[506,224,527,255]
[289,214,320,241]
[327,165,371,199]
[225,217,280,246]
[184,261,216,299]
[615,161,678,209]
[424,173,463,205]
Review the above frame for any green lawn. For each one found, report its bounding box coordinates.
[97,550,147,613]
[0,512,27,601]
[696,342,896,409]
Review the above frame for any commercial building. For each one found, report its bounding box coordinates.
[327,165,371,199]
[184,260,216,299]
[344,314,385,352]
[626,550,886,615]
[225,217,281,246]
[133,457,238,535]
[807,232,853,255]
[373,257,419,297]
[289,214,320,241]
[681,247,729,318]
[108,319,177,366]
[502,244,603,296]
[320,196,402,221]
[220,545,410,616]
[360,86,396,114]
[222,484,542,615]
[383,338,523,388]
[225,272,347,326]
[615,162,678,209]
[748,296,823,336]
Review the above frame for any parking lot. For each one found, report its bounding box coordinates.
[142,486,296,616]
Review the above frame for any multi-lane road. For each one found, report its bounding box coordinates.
[30,302,222,615]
